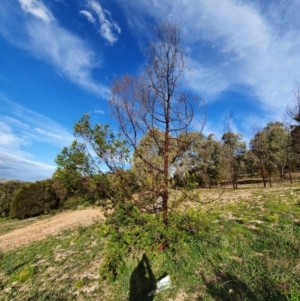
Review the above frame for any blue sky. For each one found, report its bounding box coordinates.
[0,0,299,181]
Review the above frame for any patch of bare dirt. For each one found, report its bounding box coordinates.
[0,208,105,252]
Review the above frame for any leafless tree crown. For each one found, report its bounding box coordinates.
[110,22,202,155]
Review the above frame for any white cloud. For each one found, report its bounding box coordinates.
[80,10,96,25]
[54,0,67,4]
[94,109,104,114]
[115,0,300,114]
[19,0,53,23]
[0,95,73,181]
[0,1,109,98]
[0,95,73,148]
[0,152,55,182]
[34,128,63,140]
[26,19,109,98]
[188,62,231,100]
[0,122,28,149]
[85,0,121,44]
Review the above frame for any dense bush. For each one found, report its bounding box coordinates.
[54,169,140,209]
[10,179,60,219]
[51,178,69,206]
[0,181,26,217]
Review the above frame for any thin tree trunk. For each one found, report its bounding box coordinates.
[280,165,284,180]
[289,171,293,184]
[259,159,267,188]
[163,98,170,227]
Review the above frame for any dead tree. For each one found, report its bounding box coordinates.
[110,22,205,226]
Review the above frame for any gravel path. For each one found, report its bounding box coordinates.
[0,208,105,252]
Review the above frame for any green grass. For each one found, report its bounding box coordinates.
[0,185,300,300]
[0,223,106,300]
[0,216,40,236]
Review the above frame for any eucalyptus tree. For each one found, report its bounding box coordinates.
[172,132,205,188]
[110,22,205,225]
[202,134,225,187]
[221,132,246,189]
[171,133,226,189]
[244,150,259,178]
[288,87,300,154]
[250,128,268,187]
[250,122,290,187]
[284,129,298,184]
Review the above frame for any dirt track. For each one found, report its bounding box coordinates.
[0,208,105,252]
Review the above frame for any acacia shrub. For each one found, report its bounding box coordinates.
[10,179,60,219]
[0,181,26,217]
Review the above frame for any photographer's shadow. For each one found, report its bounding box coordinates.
[129,254,156,301]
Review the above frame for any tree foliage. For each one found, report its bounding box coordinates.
[221,132,246,189]
[287,87,300,172]
[0,181,26,217]
[10,180,59,219]
[244,150,259,178]
[54,114,135,206]
[250,122,290,187]
[173,133,226,188]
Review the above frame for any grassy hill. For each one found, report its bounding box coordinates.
[0,185,300,300]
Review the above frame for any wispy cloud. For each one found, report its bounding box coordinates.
[19,0,53,23]
[0,0,109,98]
[82,0,121,44]
[0,94,73,181]
[94,109,104,114]
[54,0,67,4]
[115,0,300,113]
[0,95,73,149]
[0,121,28,149]
[0,152,55,182]
[26,21,109,97]
[80,10,96,25]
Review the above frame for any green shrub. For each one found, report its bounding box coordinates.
[59,196,80,210]
[9,179,59,219]
[99,205,212,282]
[0,181,26,217]
[51,179,69,203]
[59,196,92,210]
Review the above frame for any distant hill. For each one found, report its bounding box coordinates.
[0,179,25,184]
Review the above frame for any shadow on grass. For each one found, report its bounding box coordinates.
[237,179,265,185]
[129,254,156,301]
[200,270,288,301]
